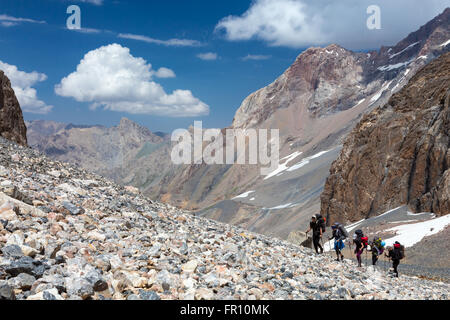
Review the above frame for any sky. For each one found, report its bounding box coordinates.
[0,0,448,132]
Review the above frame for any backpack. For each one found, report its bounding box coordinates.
[338,224,349,239]
[315,214,326,233]
[361,237,369,248]
[354,230,368,248]
[372,237,383,249]
[393,242,405,260]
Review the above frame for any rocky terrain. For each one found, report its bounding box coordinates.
[321,52,449,225]
[0,71,27,146]
[0,137,448,300]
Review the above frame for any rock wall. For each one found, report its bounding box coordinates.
[321,52,450,224]
[0,71,27,146]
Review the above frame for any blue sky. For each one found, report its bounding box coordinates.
[0,0,448,132]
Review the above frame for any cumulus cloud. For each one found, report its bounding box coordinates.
[0,61,53,114]
[118,33,203,47]
[55,44,209,117]
[153,67,176,78]
[215,0,450,49]
[241,54,271,61]
[0,14,46,27]
[197,52,219,61]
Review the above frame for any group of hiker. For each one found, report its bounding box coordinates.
[305,214,405,277]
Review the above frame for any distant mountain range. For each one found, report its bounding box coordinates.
[26,8,450,240]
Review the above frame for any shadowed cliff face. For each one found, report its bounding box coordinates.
[321,52,450,225]
[0,71,27,146]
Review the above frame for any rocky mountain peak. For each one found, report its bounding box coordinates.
[0,71,27,146]
[118,117,135,128]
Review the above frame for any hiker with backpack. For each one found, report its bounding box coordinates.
[306,215,324,254]
[328,222,348,261]
[370,237,386,266]
[385,241,405,277]
[353,230,369,267]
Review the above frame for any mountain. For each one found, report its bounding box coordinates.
[26,118,168,186]
[0,136,448,300]
[0,71,27,146]
[321,52,450,225]
[27,9,450,241]
[147,8,450,239]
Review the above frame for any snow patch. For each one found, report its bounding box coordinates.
[384,214,450,248]
[286,149,334,172]
[389,42,420,59]
[439,39,450,47]
[233,190,255,199]
[378,58,414,72]
[265,202,299,210]
[264,151,302,180]
[352,99,366,108]
[370,81,393,103]
[267,203,293,210]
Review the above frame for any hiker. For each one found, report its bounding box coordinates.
[306,215,323,254]
[385,241,405,277]
[370,237,385,265]
[353,230,368,267]
[329,222,348,261]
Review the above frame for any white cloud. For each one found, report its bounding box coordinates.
[242,54,271,61]
[1,21,18,27]
[215,0,326,48]
[0,14,46,27]
[215,0,450,49]
[197,52,218,61]
[0,61,53,114]
[72,0,103,5]
[70,27,103,34]
[153,67,176,78]
[118,33,203,47]
[55,44,209,117]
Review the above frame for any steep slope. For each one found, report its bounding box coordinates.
[0,71,27,146]
[149,8,450,238]
[0,137,448,300]
[321,52,450,225]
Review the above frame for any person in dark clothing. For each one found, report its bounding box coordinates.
[353,230,367,267]
[329,223,348,261]
[385,242,404,277]
[306,215,323,254]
